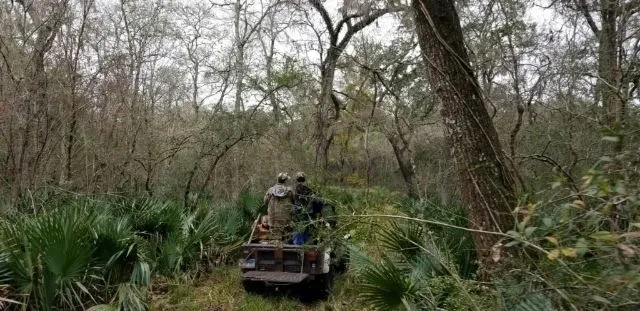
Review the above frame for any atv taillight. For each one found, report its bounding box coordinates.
[305,248,319,262]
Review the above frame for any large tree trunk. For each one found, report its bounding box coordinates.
[412,0,517,272]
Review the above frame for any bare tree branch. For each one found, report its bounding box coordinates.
[337,6,407,52]
[308,0,335,38]
[575,0,600,35]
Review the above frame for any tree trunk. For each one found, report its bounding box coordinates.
[13,0,68,195]
[308,1,399,170]
[315,130,334,171]
[315,52,338,169]
[184,159,200,207]
[234,0,245,113]
[64,100,78,185]
[598,0,623,147]
[412,0,517,273]
[264,35,280,122]
[63,0,91,187]
[388,136,419,199]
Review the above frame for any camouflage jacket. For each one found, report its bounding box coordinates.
[263,184,294,206]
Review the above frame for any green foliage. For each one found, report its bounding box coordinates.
[0,206,99,309]
[353,196,486,310]
[235,188,263,220]
[86,305,117,311]
[396,197,477,278]
[270,56,307,88]
[112,198,184,239]
[0,194,254,310]
[512,294,556,311]
[315,185,404,217]
[358,256,418,310]
[115,283,148,311]
[379,222,426,261]
[500,151,640,310]
[354,232,490,311]
[315,185,357,207]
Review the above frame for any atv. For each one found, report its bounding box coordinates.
[238,202,349,299]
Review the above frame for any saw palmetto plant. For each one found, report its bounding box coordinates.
[0,197,250,310]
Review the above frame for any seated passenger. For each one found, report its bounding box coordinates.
[294,171,314,209]
[253,215,270,243]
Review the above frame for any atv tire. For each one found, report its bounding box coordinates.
[312,272,334,300]
[242,280,263,294]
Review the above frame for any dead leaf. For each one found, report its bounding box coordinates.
[521,215,532,227]
[572,200,585,209]
[545,236,559,246]
[491,242,503,263]
[561,247,578,258]
[590,231,617,242]
[617,244,635,258]
[547,249,560,260]
[620,232,640,240]
[527,203,536,212]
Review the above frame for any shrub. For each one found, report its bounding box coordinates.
[353,197,485,310]
[500,150,640,310]
[0,195,248,310]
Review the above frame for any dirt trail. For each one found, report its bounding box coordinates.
[150,266,361,311]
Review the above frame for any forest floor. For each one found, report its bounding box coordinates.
[150,265,363,311]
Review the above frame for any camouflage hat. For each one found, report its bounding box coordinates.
[277,172,289,183]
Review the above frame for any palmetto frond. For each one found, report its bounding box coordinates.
[0,194,260,309]
[409,246,450,281]
[236,189,263,219]
[113,198,183,240]
[379,221,426,261]
[116,283,148,311]
[345,244,373,273]
[359,255,419,311]
[86,304,117,311]
[0,251,10,285]
[396,198,477,278]
[0,206,99,309]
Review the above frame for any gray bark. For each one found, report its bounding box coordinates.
[412,0,517,274]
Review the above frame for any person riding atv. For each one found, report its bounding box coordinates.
[293,171,313,209]
[257,171,338,246]
[240,178,349,299]
[263,173,294,242]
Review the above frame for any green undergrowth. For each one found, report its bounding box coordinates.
[150,266,362,311]
[0,184,505,310]
[151,186,487,310]
[11,174,636,310]
[495,150,640,310]
[0,190,263,310]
